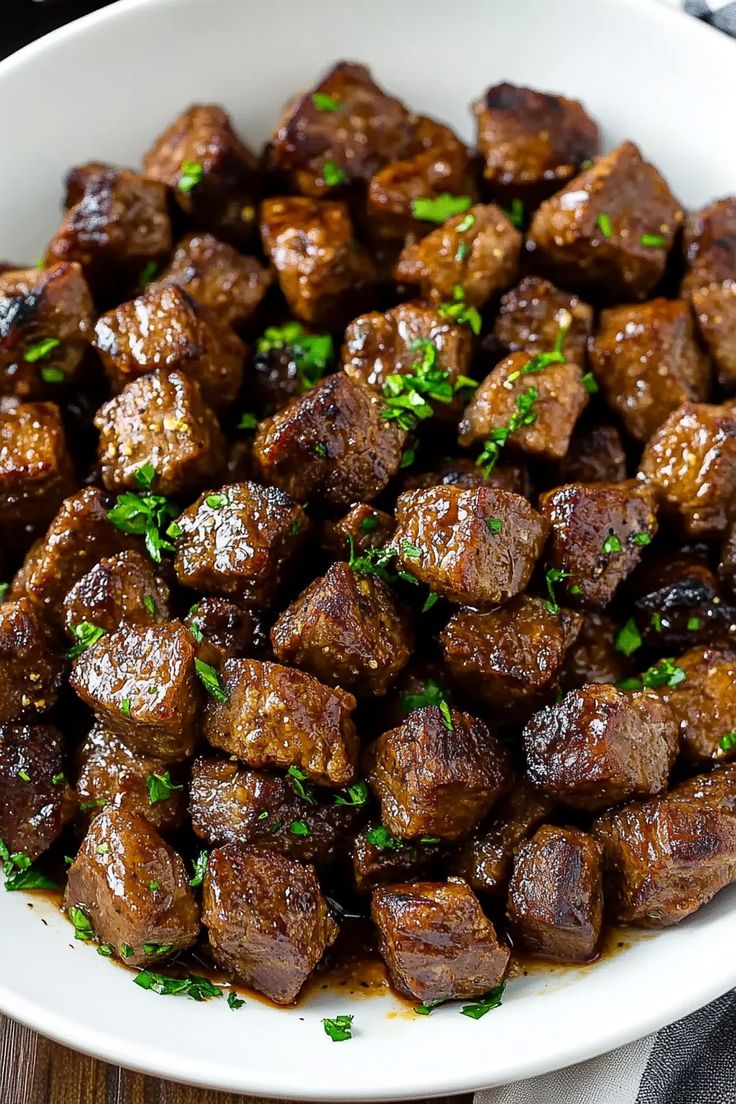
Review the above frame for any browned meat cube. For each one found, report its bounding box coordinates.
[0,263,94,398]
[674,764,736,815]
[63,808,199,964]
[260,197,376,327]
[538,480,658,609]
[93,284,245,411]
[249,321,335,412]
[524,684,678,811]
[593,793,736,926]
[692,281,736,392]
[76,723,185,833]
[557,425,628,486]
[0,598,62,723]
[203,658,358,787]
[95,369,225,497]
[351,825,441,894]
[639,403,736,537]
[367,706,510,841]
[45,166,172,298]
[507,825,603,961]
[528,142,683,301]
[371,879,510,1002]
[202,843,338,1002]
[0,401,74,545]
[392,485,549,607]
[189,756,360,865]
[173,481,308,607]
[399,456,530,498]
[660,646,736,764]
[458,352,588,462]
[454,780,555,900]
[474,82,599,205]
[143,104,259,247]
[440,596,582,710]
[271,562,413,696]
[0,724,74,859]
[152,232,273,329]
[682,198,736,389]
[70,622,200,761]
[492,276,593,369]
[721,524,736,598]
[184,597,265,662]
[266,61,414,196]
[63,550,170,636]
[629,554,736,651]
[561,611,635,690]
[321,503,396,560]
[589,299,711,443]
[253,373,406,507]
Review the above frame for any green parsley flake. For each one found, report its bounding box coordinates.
[439,699,453,732]
[51,772,65,786]
[0,839,58,891]
[97,943,114,957]
[582,372,599,394]
[257,322,334,391]
[194,658,228,703]
[134,971,223,1001]
[189,849,209,888]
[334,781,369,807]
[632,531,652,546]
[17,769,30,783]
[107,490,180,565]
[24,337,61,363]
[143,595,157,616]
[455,240,470,263]
[146,771,184,805]
[486,517,503,535]
[322,159,346,187]
[238,411,259,431]
[290,819,311,837]
[414,998,446,1016]
[720,731,736,753]
[143,942,173,957]
[402,678,447,714]
[287,765,316,805]
[138,260,159,288]
[620,657,687,691]
[615,618,642,657]
[0,583,8,603]
[411,193,472,223]
[504,198,525,228]
[205,493,228,510]
[79,798,106,812]
[382,337,472,430]
[544,567,571,615]
[400,441,418,469]
[322,1014,353,1042]
[227,991,245,1010]
[422,591,439,613]
[686,616,701,631]
[135,463,156,490]
[601,533,622,555]
[477,386,539,475]
[651,612,663,632]
[40,366,65,384]
[438,284,482,335]
[120,699,132,718]
[640,233,667,248]
[178,161,204,193]
[67,621,107,659]
[401,541,421,559]
[315,442,328,457]
[68,906,95,942]
[312,91,341,112]
[461,981,506,1019]
[456,213,476,234]
[359,515,379,533]
[365,825,403,851]
[596,212,613,238]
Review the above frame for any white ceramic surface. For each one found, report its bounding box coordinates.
[1,0,736,1096]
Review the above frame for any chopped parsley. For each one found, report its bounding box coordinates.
[601,533,622,555]
[401,541,421,559]
[364,826,403,852]
[312,91,341,112]
[17,769,30,783]
[455,240,469,263]
[640,233,667,248]
[461,981,506,1019]
[504,198,525,228]
[138,260,159,288]
[456,212,476,234]
[720,731,736,753]
[439,699,453,732]
[485,517,503,535]
[107,488,180,565]
[79,798,106,812]
[51,772,65,785]
[95,843,109,855]
[256,322,333,391]
[322,1014,354,1042]
[686,616,701,631]
[290,819,311,837]
[68,906,95,942]
[381,337,474,431]
[238,411,259,431]
[227,991,245,1010]
[120,944,134,959]
[400,441,417,469]
[135,463,156,490]
[620,657,686,691]
[287,765,316,805]
[143,595,157,616]
[477,385,539,475]
[421,591,439,613]
[438,284,482,335]
[651,612,663,632]
[148,881,159,892]
[544,567,571,615]
[334,781,369,807]
[205,493,228,510]
[359,514,379,533]
[189,849,209,888]
[40,366,65,384]
[97,943,114,957]
[146,771,184,805]
[194,658,228,703]
[414,998,446,1016]
[632,531,652,546]
[596,212,613,238]
[143,942,173,957]
[120,699,132,718]
[67,621,107,659]
[0,583,8,603]
[315,442,328,457]
[581,372,599,394]
[134,971,223,1001]
[347,540,417,588]
[615,618,642,657]
[178,161,204,193]
[411,193,472,223]
[24,337,61,363]
[322,159,346,187]
[402,678,447,714]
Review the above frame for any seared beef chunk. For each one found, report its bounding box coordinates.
[203,658,358,787]
[321,503,396,560]
[367,706,510,841]
[95,369,225,496]
[70,622,200,761]
[0,402,74,545]
[458,351,588,461]
[661,646,736,764]
[153,233,272,330]
[0,724,74,859]
[203,843,338,1003]
[692,281,736,392]
[0,598,62,723]
[173,480,308,607]
[394,204,521,307]
[143,104,259,247]
[45,166,172,298]
[721,524,736,597]
[271,561,413,696]
[639,403,736,537]
[93,285,245,411]
[63,550,170,636]
[562,611,635,689]
[400,456,530,498]
[492,276,593,368]
[351,824,440,894]
[371,879,510,1002]
[557,425,628,486]
[589,299,711,443]
[260,197,376,327]
[538,480,658,609]
[528,141,683,301]
[523,684,677,811]
[441,597,582,710]
[675,764,736,815]
[185,597,265,660]
[507,825,603,962]
[474,82,599,205]
[0,263,94,398]
[76,723,185,833]
[593,793,736,927]
[63,808,199,964]
[629,555,736,650]
[392,485,549,607]
[189,756,359,864]
[682,197,736,390]
[253,373,406,507]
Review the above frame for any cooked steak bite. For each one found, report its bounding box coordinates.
[184,597,265,661]
[371,879,510,1002]
[589,298,711,443]
[0,401,74,545]
[253,373,406,507]
[638,403,736,537]
[321,503,396,560]
[628,554,736,651]
[458,352,588,462]
[202,843,339,1003]
[660,646,736,764]
[528,141,683,302]
[557,424,628,486]
[0,724,74,859]
[63,550,170,636]
[93,284,245,411]
[561,611,635,690]
[593,793,736,927]
[143,104,260,247]
[270,561,413,696]
[440,596,582,710]
[0,263,94,398]
[523,684,677,811]
[507,825,603,962]
[674,764,736,815]
[682,197,736,390]
[492,276,592,368]
[367,706,510,842]
[351,824,441,894]
[392,485,549,607]
[474,82,599,205]
[0,598,62,723]
[692,280,736,392]
[260,196,377,327]
[720,524,736,598]
[173,480,308,607]
[69,622,200,761]
[203,658,358,787]
[538,480,658,609]
[400,456,530,498]
[63,808,199,965]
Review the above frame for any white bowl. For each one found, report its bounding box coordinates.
[1,0,736,1097]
